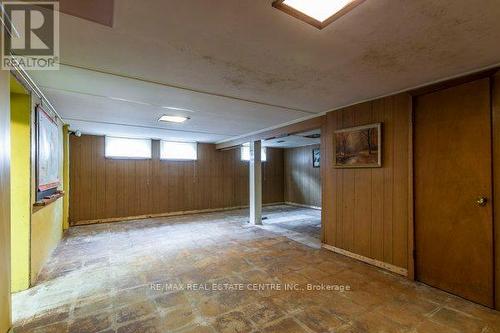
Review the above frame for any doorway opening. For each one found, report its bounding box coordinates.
[260,129,322,248]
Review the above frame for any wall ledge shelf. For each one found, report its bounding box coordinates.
[33,191,64,213]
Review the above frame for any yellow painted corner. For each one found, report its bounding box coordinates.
[63,125,70,231]
[31,199,63,284]
[10,93,31,292]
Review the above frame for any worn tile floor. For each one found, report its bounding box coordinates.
[12,205,500,333]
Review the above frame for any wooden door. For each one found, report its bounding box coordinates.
[414,78,494,307]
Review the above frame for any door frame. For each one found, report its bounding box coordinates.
[410,70,500,310]
[492,71,500,310]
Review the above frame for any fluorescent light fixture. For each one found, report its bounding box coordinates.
[158,115,190,123]
[282,0,353,22]
[273,0,364,29]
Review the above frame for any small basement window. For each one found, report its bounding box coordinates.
[241,144,267,162]
[160,141,198,160]
[105,137,152,159]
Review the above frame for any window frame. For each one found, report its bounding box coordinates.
[160,140,198,161]
[241,144,267,162]
[104,136,152,160]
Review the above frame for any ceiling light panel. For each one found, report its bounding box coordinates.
[158,115,190,123]
[283,0,353,22]
[273,0,364,29]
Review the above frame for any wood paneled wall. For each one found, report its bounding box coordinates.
[69,135,284,224]
[321,93,412,272]
[284,145,321,208]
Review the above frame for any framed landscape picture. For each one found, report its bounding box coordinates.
[312,148,320,168]
[334,123,382,168]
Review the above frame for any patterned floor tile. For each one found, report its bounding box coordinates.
[10,206,499,333]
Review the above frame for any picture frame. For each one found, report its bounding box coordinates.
[334,123,382,168]
[36,105,61,201]
[312,148,320,168]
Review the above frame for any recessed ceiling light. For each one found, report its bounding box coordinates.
[158,115,190,123]
[273,0,364,29]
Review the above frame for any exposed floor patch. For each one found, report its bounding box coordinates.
[12,206,500,332]
[260,205,321,249]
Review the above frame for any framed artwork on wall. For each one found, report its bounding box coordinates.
[312,148,320,168]
[36,105,61,200]
[334,123,382,168]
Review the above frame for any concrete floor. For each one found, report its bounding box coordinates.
[12,205,500,332]
[260,205,321,249]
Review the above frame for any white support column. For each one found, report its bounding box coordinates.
[249,140,262,225]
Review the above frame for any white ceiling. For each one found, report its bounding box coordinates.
[29,0,500,143]
[263,129,321,148]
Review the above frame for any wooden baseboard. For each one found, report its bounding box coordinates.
[71,202,286,227]
[285,202,322,210]
[322,244,408,277]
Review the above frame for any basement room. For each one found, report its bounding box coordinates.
[1,0,500,332]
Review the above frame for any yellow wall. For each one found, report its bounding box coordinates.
[63,125,70,230]
[1,74,66,331]
[31,200,63,284]
[10,93,31,292]
[0,69,12,333]
[29,102,65,284]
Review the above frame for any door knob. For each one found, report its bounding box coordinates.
[476,197,488,207]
